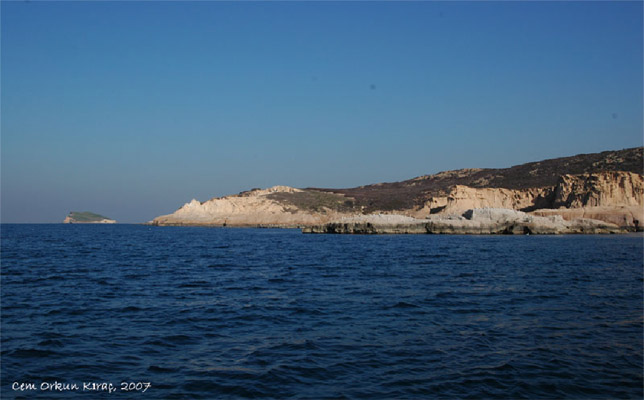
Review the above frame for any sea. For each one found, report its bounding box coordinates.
[1,224,642,399]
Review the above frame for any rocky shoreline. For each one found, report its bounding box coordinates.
[302,208,625,235]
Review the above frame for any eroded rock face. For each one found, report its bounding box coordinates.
[415,171,643,227]
[552,172,643,208]
[532,206,643,230]
[439,185,552,215]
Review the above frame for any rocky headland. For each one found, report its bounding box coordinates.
[63,211,116,224]
[150,147,643,233]
[150,186,353,227]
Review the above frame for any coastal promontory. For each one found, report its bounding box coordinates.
[150,147,643,233]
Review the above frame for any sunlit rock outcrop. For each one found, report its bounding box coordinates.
[303,208,622,235]
[150,186,355,227]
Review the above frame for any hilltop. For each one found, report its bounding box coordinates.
[311,147,643,213]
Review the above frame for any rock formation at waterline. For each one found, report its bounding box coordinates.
[150,147,643,231]
[302,208,623,235]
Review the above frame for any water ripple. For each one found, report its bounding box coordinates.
[1,225,642,399]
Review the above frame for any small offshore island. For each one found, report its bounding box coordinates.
[63,211,116,224]
[150,147,643,234]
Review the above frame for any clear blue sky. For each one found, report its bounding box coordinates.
[2,1,642,223]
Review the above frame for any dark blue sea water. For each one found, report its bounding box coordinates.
[1,224,642,399]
